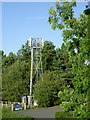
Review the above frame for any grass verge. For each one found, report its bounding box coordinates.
[55,111,73,120]
[2,107,34,120]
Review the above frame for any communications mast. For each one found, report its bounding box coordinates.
[28,37,44,106]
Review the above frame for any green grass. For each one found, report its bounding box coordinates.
[55,111,73,120]
[2,107,34,120]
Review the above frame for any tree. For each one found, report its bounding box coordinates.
[48,1,89,118]
[2,52,16,68]
[2,60,30,102]
[52,43,71,72]
[42,41,56,71]
[33,41,74,108]
[2,40,31,102]
[56,43,74,87]
[33,71,66,107]
[17,40,31,62]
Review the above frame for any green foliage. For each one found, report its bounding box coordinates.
[48,1,89,118]
[2,52,17,67]
[17,40,31,62]
[2,107,34,119]
[2,39,69,104]
[48,1,76,31]
[33,71,66,107]
[33,41,72,107]
[2,40,32,102]
[2,60,30,102]
[42,41,56,71]
[55,111,73,119]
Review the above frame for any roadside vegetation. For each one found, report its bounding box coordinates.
[2,107,34,119]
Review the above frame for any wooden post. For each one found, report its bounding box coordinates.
[5,102,8,108]
[24,103,26,110]
[11,104,14,111]
[13,102,15,104]
[22,103,24,108]
[9,102,11,108]
[1,101,3,108]
[8,102,11,108]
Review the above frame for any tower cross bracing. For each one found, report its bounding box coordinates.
[28,37,44,106]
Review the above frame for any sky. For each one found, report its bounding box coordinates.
[1,1,88,56]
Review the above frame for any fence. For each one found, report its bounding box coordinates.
[1,101,29,111]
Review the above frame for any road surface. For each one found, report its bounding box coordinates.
[14,105,63,119]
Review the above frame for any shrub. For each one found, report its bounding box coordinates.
[33,71,66,107]
[33,80,59,107]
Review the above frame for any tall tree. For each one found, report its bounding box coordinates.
[2,52,16,68]
[33,71,67,107]
[2,60,30,102]
[42,41,56,71]
[17,40,31,62]
[48,1,89,118]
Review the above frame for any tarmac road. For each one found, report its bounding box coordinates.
[14,105,63,119]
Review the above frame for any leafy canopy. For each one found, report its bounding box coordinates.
[48,1,89,118]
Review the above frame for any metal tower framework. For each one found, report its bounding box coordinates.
[28,37,44,106]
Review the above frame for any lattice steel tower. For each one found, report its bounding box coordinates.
[28,37,44,106]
